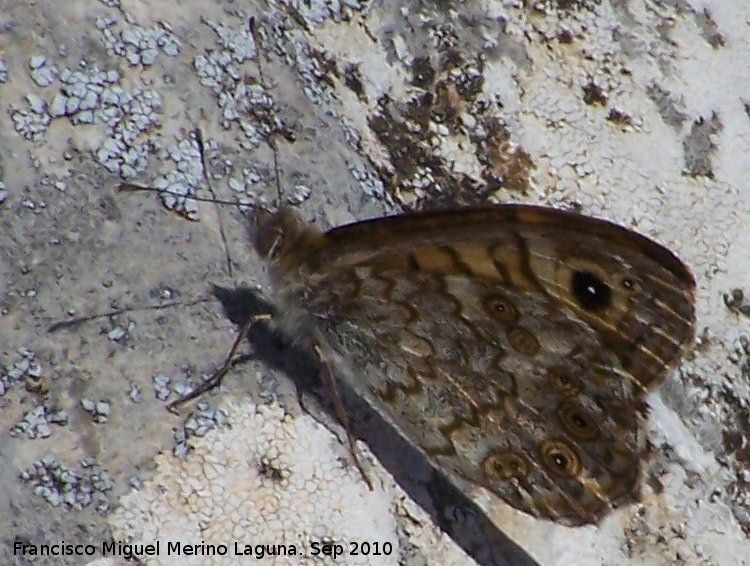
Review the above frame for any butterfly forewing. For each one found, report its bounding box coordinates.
[257,205,696,525]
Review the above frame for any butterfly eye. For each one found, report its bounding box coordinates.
[482,450,529,480]
[539,439,582,477]
[255,213,290,260]
[254,210,324,263]
[570,270,612,312]
[557,403,598,439]
[483,294,519,323]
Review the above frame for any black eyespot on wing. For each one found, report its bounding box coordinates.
[571,270,611,311]
[557,402,598,440]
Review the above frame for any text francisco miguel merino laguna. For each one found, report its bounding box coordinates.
[13,539,345,560]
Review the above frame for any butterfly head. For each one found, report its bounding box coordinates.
[253,208,326,270]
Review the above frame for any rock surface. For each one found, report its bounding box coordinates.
[1,1,749,565]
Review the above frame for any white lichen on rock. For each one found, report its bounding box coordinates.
[108,401,471,565]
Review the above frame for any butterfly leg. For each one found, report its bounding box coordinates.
[313,344,374,491]
[167,312,272,412]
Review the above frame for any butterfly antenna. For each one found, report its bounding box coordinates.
[249,15,284,210]
[116,184,241,207]
[196,127,236,277]
[47,297,212,332]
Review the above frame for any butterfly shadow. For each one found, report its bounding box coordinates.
[211,285,540,566]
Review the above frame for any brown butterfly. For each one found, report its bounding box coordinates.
[251,204,695,526]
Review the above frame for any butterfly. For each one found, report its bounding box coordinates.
[250,203,695,526]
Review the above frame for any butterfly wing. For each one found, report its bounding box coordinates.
[261,205,695,525]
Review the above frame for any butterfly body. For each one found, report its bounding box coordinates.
[255,205,695,525]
